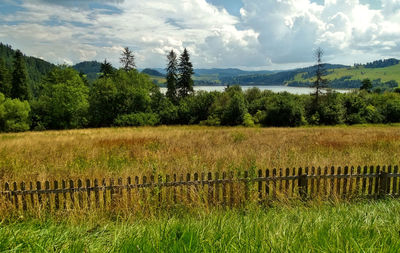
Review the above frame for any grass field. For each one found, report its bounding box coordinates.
[1,125,400,183]
[1,125,400,251]
[1,200,400,252]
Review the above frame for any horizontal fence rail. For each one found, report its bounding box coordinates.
[1,165,399,212]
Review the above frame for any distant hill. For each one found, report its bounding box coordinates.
[141,68,164,77]
[194,68,274,77]
[0,42,55,95]
[211,64,347,86]
[73,61,101,81]
[287,60,400,89]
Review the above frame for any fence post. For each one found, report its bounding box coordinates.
[21,182,27,211]
[298,174,308,201]
[379,170,388,199]
[54,180,59,210]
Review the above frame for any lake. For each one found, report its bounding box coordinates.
[159,85,350,95]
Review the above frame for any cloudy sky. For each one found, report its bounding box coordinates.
[0,0,399,70]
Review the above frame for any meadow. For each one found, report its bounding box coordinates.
[1,125,400,251]
[1,125,400,183]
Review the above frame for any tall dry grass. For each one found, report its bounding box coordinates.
[0,125,399,182]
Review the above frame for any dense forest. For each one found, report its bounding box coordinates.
[0,43,400,132]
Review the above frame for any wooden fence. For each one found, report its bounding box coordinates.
[1,165,399,212]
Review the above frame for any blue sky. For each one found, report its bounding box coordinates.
[0,0,399,70]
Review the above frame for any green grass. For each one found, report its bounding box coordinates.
[293,63,400,84]
[1,200,400,252]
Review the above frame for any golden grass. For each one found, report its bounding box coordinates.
[0,125,400,182]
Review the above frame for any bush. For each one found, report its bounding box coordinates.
[384,98,400,123]
[0,93,30,132]
[262,93,306,127]
[114,113,160,127]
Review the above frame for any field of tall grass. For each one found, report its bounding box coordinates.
[1,200,400,252]
[1,125,400,251]
[1,125,399,182]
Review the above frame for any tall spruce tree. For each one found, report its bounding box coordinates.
[0,58,11,97]
[100,59,114,78]
[11,50,29,100]
[166,50,178,102]
[177,48,194,98]
[120,47,135,71]
[311,47,328,107]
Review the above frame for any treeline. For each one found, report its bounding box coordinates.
[1,47,400,132]
[290,77,399,90]
[355,58,400,69]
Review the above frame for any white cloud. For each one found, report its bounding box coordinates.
[0,0,400,69]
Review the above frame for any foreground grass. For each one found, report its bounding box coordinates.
[0,200,399,252]
[1,125,400,182]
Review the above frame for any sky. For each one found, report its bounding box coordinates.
[0,0,399,70]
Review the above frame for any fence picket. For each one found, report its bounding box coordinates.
[343,166,348,199]
[94,179,100,208]
[272,169,277,199]
[12,182,18,209]
[393,166,399,196]
[222,172,227,206]
[310,167,315,197]
[285,168,290,196]
[215,172,219,204]
[316,167,321,196]
[21,182,27,211]
[86,179,91,209]
[54,180,59,210]
[355,166,361,197]
[362,166,367,196]
[77,179,83,208]
[258,169,263,202]
[62,180,67,210]
[187,173,191,203]
[44,181,50,210]
[29,182,34,208]
[229,171,234,207]
[375,166,381,198]
[387,165,392,195]
[208,172,213,205]
[69,180,74,209]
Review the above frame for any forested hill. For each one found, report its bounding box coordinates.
[0,43,55,85]
[288,59,400,89]
[218,64,348,86]
[72,61,101,80]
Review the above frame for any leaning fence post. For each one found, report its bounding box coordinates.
[298,174,308,201]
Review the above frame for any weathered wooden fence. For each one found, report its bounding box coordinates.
[1,165,399,212]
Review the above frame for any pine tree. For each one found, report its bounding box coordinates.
[0,58,11,97]
[166,50,178,103]
[177,48,194,98]
[120,47,135,71]
[11,50,29,100]
[100,59,114,78]
[311,47,328,107]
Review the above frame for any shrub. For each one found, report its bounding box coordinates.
[0,92,31,132]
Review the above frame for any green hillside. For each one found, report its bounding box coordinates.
[0,43,56,95]
[290,60,400,89]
